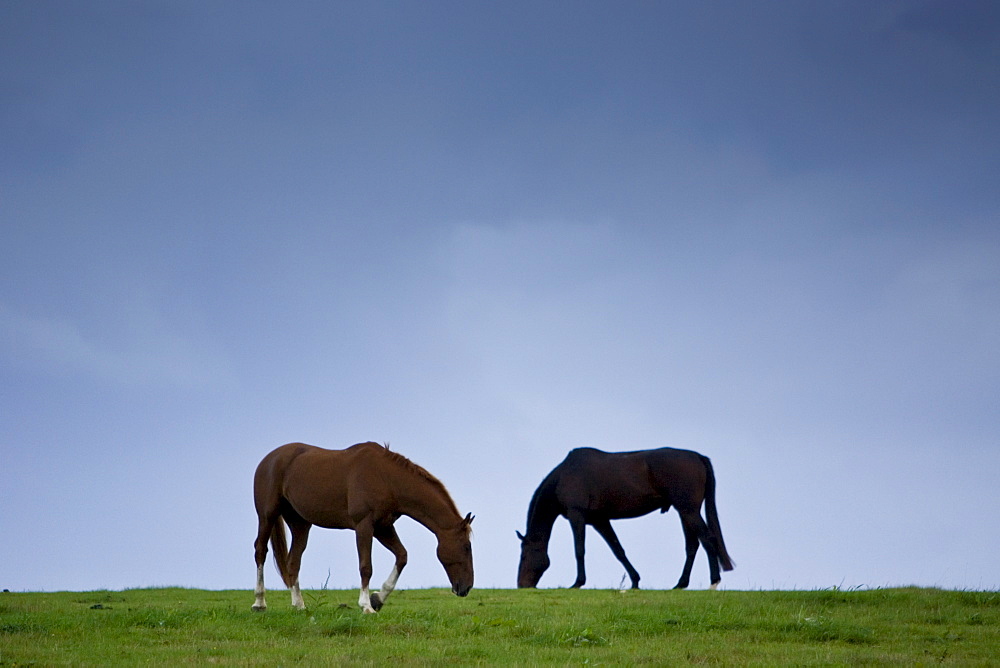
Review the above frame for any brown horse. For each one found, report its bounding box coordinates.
[517,447,733,590]
[253,441,474,613]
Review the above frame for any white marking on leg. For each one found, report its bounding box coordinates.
[252,565,267,611]
[377,565,400,603]
[359,586,377,613]
[291,581,305,609]
[710,582,719,591]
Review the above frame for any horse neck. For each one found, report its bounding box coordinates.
[395,472,463,536]
[525,478,560,545]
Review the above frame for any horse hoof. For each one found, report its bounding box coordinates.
[370,593,384,611]
[251,605,266,612]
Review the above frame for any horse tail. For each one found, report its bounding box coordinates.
[270,516,295,588]
[701,455,735,571]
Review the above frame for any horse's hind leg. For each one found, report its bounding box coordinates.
[674,511,702,589]
[252,515,273,611]
[591,518,640,589]
[675,510,721,589]
[370,524,408,611]
[285,517,311,610]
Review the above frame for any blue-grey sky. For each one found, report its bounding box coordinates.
[3,1,999,595]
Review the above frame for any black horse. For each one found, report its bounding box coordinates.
[517,447,734,590]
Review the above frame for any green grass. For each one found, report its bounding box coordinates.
[1,587,997,665]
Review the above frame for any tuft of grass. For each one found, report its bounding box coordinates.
[1,586,997,664]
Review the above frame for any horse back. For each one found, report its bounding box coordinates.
[554,447,708,517]
[254,442,386,529]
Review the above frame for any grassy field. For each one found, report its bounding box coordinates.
[1,586,997,665]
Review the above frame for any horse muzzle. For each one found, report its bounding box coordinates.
[452,583,472,597]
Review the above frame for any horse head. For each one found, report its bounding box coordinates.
[516,530,550,588]
[437,513,475,596]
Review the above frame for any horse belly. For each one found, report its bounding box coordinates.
[293,502,353,529]
[605,496,662,519]
[584,487,662,519]
[282,456,353,528]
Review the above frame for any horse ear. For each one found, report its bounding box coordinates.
[464,512,475,525]
[516,530,525,542]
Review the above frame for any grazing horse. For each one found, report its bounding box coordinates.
[253,441,474,613]
[517,447,733,590]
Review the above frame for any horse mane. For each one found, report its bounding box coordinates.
[374,443,463,519]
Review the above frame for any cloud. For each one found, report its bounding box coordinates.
[0,299,231,389]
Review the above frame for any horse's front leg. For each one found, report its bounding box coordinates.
[568,512,587,588]
[355,519,378,613]
[592,518,640,589]
[371,524,408,611]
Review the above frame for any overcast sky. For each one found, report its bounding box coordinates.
[3,1,999,596]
